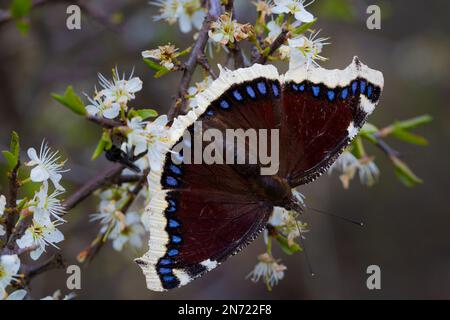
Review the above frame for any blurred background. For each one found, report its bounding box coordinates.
[0,0,449,299]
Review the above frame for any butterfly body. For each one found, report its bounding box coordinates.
[136,58,384,291]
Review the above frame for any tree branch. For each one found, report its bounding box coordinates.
[62,163,125,212]
[167,0,222,120]
[5,160,21,239]
[256,29,288,64]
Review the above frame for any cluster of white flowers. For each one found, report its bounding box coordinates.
[328,151,380,188]
[0,140,69,299]
[85,68,143,120]
[11,142,68,261]
[123,115,171,172]
[151,0,206,33]
[90,187,146,252]
[247,253,287,289]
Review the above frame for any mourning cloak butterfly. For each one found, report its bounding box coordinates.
[135,57,384,291]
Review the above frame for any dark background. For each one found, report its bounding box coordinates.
[0,0,448,299]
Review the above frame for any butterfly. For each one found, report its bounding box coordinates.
[135,57,384,291]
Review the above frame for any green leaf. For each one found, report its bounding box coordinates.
[2,131,20,169]
[292,19,317,35]
[128,109,158,120]
[394,114,433,131]
[392,157,423,188]
[275,235,301,255]
[10,0,32,19]
[10,131,20,160]
[91,132,113,160]
[391,128,428,146]
[15,19,30,35]
[154,68,171,78]
[52,86,86,116]
[143,58,166,72]
[2,151,17,169]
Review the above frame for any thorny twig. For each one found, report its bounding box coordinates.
[167,0,222,120]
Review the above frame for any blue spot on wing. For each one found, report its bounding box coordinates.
[219,99,230,109]
[159,258,172,265]
[351,81,358,94]
[360,80,367,94]
[232,90,243,101]
[165,176,178,187]
[172,235,182,243]
[206,109,214,116]
[367,84,374,98]
[312,86,320,97]
[341,88,349,99]
[159,267,172,274]
[167,249,179,257]
[257,82,267,94]
[162,275,176,282]
[169,164,182,175]
[291,83,298,91]
[327,90,335,101]
[246,86,256,98]
[168,219,180,228]
[299,84,305,91]
[272,83,280,97]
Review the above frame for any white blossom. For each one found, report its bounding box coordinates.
[142,44,179,70]
[85,95,121,119]
[31,182,66,223]
[124,115,170,172]
[283,31,329,69]
[16,219,64,261]
[358,159,380,187]
[0,195,6,236]
[151,0,205,33]
[109,212,145,251]
[272,0,315,23]
[265,20,282,44]
[187,76,213,110]
[4,289,27,300]
[0,254,20,294]
[97,68,143,106]
[247,253,286,289]
[26,141,68,191]
[90,199,118,231]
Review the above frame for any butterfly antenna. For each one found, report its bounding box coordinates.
[295,220,315,277]
[306,206,364,227]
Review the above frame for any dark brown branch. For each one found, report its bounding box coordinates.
[167,0,222,120]
[87,115,123,128]
[5,160,20,239]
[197,54,218,79]
[22,254,67,285]
[62,163,125,212]
[256,29,288,64]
